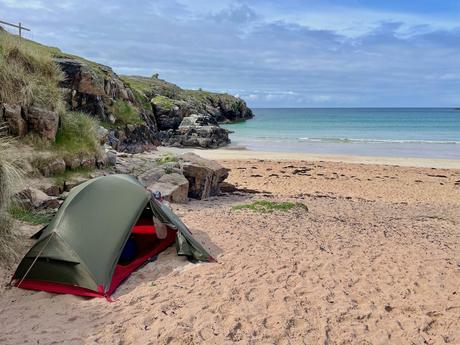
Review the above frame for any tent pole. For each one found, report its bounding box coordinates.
[16,232,56,288]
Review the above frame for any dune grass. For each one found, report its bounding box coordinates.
[232,200,308,213]
[0,30,65,113]
[54,111,101,156]
[0,134,23,265]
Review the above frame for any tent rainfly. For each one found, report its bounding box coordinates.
[12,174,212,298]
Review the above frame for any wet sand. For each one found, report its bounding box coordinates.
[159,147,460,169]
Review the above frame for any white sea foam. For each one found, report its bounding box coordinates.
[296,137,460,144]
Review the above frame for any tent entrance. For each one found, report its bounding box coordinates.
[107,216,177,296]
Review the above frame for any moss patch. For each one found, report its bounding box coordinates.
[151,95,176,110]
[155,153,178,165]
[232,200,308,213]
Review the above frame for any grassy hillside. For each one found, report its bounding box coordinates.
[0,29,64,113]
[0,29,101,158]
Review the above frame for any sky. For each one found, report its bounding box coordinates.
[1,0,459,107]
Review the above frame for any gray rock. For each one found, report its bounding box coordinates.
[37,181,64,197]
[26,107,59,141]
[180,153,229,199]
[109,125,158,153]
[95,153,108,168]
[147,173,189,203]
[38,157,66,177]
[106,150,117,166]
[138,167,167,186]
[20,187,60,209]
[97,126,109,144]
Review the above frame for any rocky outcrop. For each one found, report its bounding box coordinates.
[115,151,229,201]
[0,103,59,141]
[123,76,253,149]
[160,114,230,148]
[55,58,135,122]
[55,58,159,152]
[108,124,159,153]
[17,151,228,223]
[1,29,253,152]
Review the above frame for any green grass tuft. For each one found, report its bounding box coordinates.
[232,200,308,213]
[8,203,53,225]
[111,100,143,125]
[156,153,178,165]
[54,111,101,156]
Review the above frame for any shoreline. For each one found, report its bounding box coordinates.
[158,147,460,169]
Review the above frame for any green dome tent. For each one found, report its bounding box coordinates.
[12,174,212,298]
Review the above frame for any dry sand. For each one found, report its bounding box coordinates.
[0,156,459,344]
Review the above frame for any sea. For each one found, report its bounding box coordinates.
[222,108,460,159]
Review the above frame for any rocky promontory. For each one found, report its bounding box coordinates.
[0,28,253,154]
[54,59,253,152]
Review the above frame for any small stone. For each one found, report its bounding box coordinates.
[106,151,117,166]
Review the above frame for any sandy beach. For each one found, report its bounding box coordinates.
[0,153,459,344]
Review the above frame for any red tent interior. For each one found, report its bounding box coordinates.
[107,218,177,296]
[15,216,177,298]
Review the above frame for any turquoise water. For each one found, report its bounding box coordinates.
[222,108,460,159]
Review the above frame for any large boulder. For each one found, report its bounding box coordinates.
[146,173,189,203]
[1,103,27,137]
[180,152,229,199]
[26,107,59,141]
[137,161,182,185]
